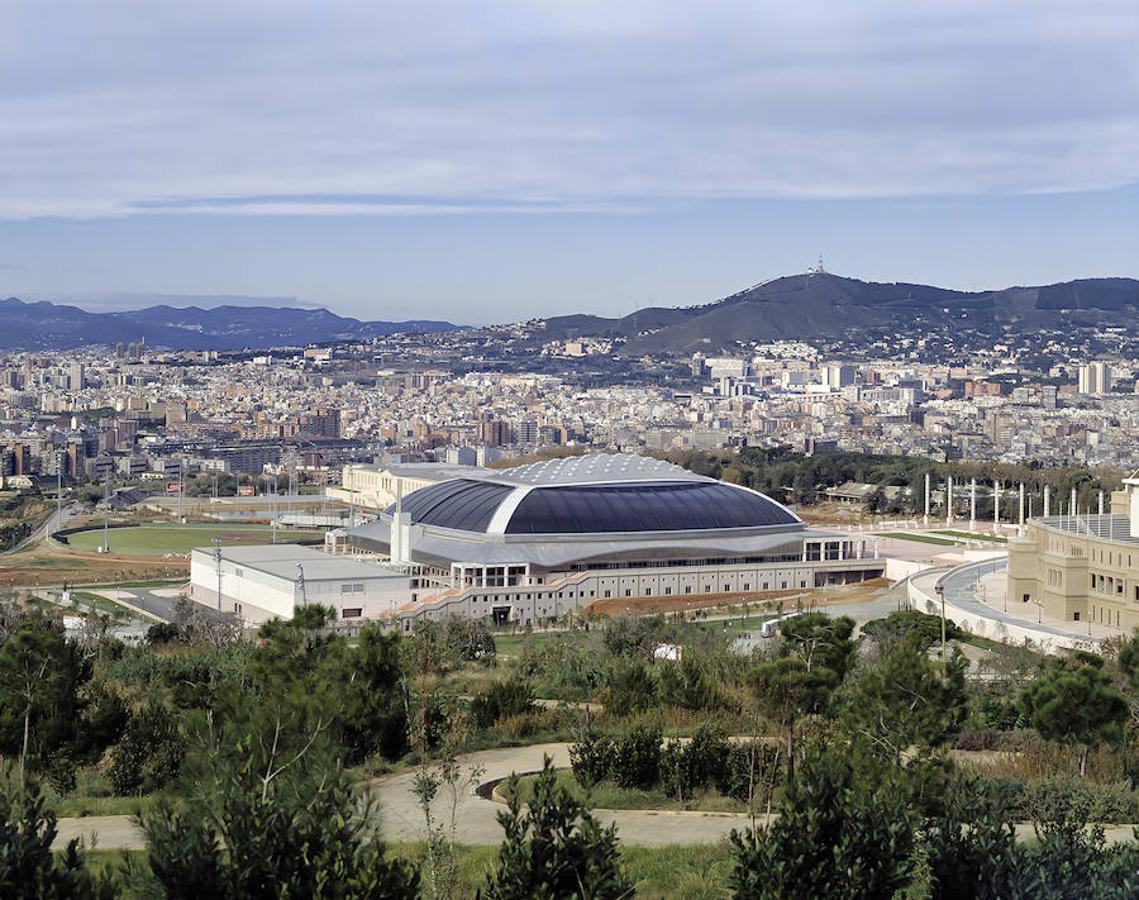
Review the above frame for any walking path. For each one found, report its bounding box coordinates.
[52,740,1139,851]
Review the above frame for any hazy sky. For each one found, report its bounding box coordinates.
[2,1,1137,323]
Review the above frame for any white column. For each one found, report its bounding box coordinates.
[946,476,953,527]
[970,478,976,525]
[1098,491,1105,515]
[1044,486,1050,518]
[924,472,931,524]
[1018,483,1025,536]
[1071,487,1077,518]
[994,481,1001,528]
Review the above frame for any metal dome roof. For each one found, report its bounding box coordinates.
[384,454,801,536]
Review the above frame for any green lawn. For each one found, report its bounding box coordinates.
[66,524,324,556]
[503,768,750,814]
[932,530,1008,544]
[81,844,736,899]
[69,590,139,618]
[873,531,960,546]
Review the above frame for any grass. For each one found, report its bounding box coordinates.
[73,578,185,589]
[933,530,1008,544]
[81,844,736,899]
[47,768,166,818]
[68,590,140,618]
[65,524,325,556]
[873,531,960,546]
[503,768,750,814]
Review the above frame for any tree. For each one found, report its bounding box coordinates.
[0,765,117,899]
[729,742,915,899]
[840,634,968,761]
[752,614,854,779]
[141,710,417,899]
[1019,659,1127,777]
[332,624,408,763]
[0,617,88,781]
[480,756,633,900]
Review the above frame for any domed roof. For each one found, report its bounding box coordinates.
[385,454,801,536]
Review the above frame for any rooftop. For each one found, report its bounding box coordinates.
[193,543,406,582]
[484,454,700,487]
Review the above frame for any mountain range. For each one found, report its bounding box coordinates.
[540,273,1139,353]
[2,273,1137,353]
[0,298,458,351]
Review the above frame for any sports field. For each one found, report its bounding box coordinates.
[66,524,324,556]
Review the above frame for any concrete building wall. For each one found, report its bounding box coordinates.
[399,558,884,628]
[1008,519,1139,631]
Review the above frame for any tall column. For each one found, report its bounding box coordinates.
[1018,483,1025,536]
[1071,487,1078,518]
[1044,485,1050,518]
[994,481,1001,528]
[970,478,977,525]
[946,476,954,527]
[1098,491,1105,515]
[923,472,931,524]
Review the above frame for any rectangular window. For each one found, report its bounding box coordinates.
[342,608,362,618]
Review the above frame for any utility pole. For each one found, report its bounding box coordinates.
[55,450,63,534]
[213,539,223,631]
[101,471,110,553]
[177,455,184,522]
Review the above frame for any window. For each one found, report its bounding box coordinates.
[235,567,243,577]
[604,590,611,599]
[342,608,362,618]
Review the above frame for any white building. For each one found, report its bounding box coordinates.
[188,544,414,624]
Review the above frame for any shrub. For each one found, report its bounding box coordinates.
[570,730,614,788]
[977,775,1139,824]
[469,678,535,730]
[655,656,725,712]
[659,726,730,801]
[109,703,183,796]
[610,725,661,790]
[606,660,657,716]
[717,742,784,804]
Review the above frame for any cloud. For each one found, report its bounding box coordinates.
[1,0,1137,219]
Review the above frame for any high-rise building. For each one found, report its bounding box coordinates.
[1077,361,1113,396]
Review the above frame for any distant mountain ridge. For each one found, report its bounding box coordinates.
[538,273,1139,352]
[0,297,459,351]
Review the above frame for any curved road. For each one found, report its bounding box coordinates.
[51,741,1139,852]
[54,742,755,851]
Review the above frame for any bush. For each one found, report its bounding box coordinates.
[606,660,657,716]
[860,610,963,650]
[109,703,183,796]
[977,775,1139,824]
[659,726,730,801]
[717,742,784,804]
[610,726,661,790]
[570,730,614,788]
[469,678,535,730]
[655,656,725,712]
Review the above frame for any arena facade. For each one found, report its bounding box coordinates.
[347,454,884,627]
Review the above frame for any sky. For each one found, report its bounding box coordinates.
[2,1,1137,324]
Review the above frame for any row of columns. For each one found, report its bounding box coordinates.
[923,476,1108,534]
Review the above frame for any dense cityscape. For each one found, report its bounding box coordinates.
[4,3,1139,898]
